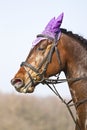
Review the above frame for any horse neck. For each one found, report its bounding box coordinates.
[61,34,87,130]
[61,33,87,79]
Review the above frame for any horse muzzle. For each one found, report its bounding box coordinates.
[11,78,35,93]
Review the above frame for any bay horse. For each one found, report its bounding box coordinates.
[11,13,87,130]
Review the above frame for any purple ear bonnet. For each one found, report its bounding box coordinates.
[32,13,64,46]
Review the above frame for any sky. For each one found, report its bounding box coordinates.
[0,0,87,98]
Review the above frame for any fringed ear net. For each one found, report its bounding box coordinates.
[44,17,55,31]
[51,13,64,33]
[43,13,64,35]
[32,13,64,46]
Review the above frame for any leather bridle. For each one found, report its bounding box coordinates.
[21,33,61,87]
[21,33,87,130]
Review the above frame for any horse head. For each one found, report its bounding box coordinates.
[11,13,66,93]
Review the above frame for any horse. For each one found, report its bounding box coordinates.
[11,13,87,130]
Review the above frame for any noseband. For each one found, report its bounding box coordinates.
[21,34,61,87]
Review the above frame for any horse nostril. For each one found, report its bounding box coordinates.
[11,78,24,89]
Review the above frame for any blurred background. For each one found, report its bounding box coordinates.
[0,0,87,129]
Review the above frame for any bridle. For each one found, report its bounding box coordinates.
[21,33,62,88]
[21,33,87,130]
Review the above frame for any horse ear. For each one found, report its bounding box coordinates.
[45,17,55,31]
[52,13,64,33]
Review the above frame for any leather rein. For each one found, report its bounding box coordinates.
[21,34,87,130]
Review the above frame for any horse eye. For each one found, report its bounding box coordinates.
[38,47,45,51]
[38,42,47,51]
[38,45,46,51]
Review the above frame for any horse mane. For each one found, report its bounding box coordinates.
[61,28,87,50]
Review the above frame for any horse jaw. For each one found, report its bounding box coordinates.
[11,78,35,93]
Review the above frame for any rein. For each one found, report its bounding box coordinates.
[43,75,87,130]
[21,34,87,130]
